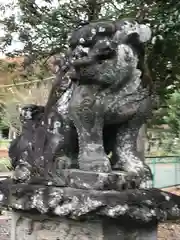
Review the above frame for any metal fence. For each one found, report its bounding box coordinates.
[146,156,180,188]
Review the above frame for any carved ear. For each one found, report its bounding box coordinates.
[138,24,152,43]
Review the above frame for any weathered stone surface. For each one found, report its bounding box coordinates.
[11,211,157,240]
[11,167,151,190]
[58,169,142,190]
[12,212,103,240]
[0,180,180,225]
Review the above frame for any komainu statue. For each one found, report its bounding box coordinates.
[4,19,180,232]
[9,19,153,186]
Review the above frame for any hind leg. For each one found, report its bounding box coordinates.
[112,121,151,177]
[112,121,153,187]
[112,99,153,184]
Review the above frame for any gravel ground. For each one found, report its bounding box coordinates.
[158,221,180,240]
[0,187,180,240]
[158,187,180,240]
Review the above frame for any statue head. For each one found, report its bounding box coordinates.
[20,104,44,124]
[68,19,152,88]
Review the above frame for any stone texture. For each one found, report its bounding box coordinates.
[16,217,102,240]
[61,169,142,190]
[11,211,157,240]
[0,180,180,225]
[0,216,11,240]
[1,213,180,240]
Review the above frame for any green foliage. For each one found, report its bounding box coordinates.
[0,80,51,132]
[0,139,10,149]
[146,129,180,156]
[0,98,21,133]
[163,90,180,134]
[0,157,12,172]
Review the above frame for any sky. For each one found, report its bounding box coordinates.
[0,0,24,58]
[0,0,62,58]
[0,0,123,58]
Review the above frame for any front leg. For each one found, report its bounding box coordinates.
[69,85,111,173]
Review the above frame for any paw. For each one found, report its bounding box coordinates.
[13,164,31,182]
[79,157,112,173]
[124,163,146,178]
[79,145,112,172]
[90,159,112,173]
[114,157,152,180]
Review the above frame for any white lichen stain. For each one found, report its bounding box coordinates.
[150,209,156,216]
[79,38,85,43]
[99,27,106,32]
[107,204,129,217]
[14,203,22,209]
[70,179,74,184]
[48,190,63,208]
[91,28,96,35]
[171,205,180,216]
[31,191,48,214]
[71,197,102,218]
[119,21,151,43]
[0,194,4,202]
[161,192,171,201]
[138,24,152,42]
[54,196,79,216]
[144,200,152,205]
[54,205,62,215]
[165,195,170,201]
[82,47,89,54]
[82,182,91,188]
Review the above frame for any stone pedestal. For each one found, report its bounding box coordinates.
[11,211,157,240]
[0,179,179,240]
